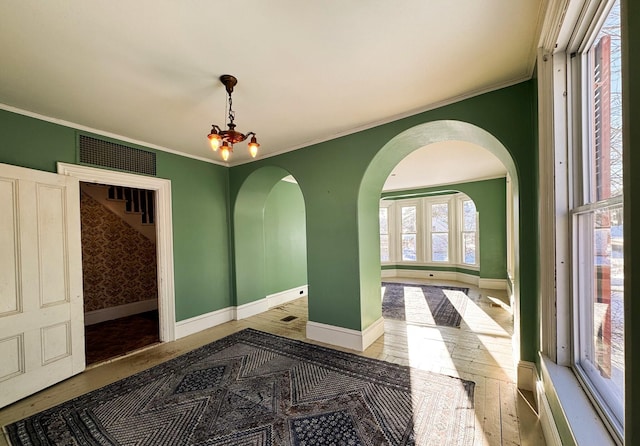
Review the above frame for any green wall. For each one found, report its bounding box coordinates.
[381,177,508,280]
[230,81,538,361]
[264,180,308,294]
[0,109,231,322]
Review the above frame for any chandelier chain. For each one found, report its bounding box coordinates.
[227,92,235,127]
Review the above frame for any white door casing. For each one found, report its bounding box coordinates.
[56,162,176,343]
[0,163,84,408]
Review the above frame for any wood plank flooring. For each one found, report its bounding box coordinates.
[0,278,546,445]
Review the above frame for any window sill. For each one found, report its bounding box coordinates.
[539,354,618,446]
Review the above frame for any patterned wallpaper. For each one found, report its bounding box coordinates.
[80,191,158,312]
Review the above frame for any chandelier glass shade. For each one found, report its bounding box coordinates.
[207,74,259,161]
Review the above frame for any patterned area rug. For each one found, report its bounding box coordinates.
[5,329,475,446]
[382,282,469,328]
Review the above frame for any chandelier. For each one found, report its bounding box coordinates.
[207,74,259,161]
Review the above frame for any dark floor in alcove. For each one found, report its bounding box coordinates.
[84,310,160,366]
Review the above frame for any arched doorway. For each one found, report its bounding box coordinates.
[357,120,523,364]
[233,166,308,317]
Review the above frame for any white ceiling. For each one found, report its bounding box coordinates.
[0,0,544,187]
[382,141,507,192]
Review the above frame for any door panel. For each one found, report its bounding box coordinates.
[0,178,19,315]
[37,183,69,306]
[0,163,84,408]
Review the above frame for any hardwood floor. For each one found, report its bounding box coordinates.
[0,279,546,445]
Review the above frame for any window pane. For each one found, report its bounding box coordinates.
[463,232,476,264]
[463,200,477,231]
[380,234,389,262]
[588,2,622,202]
[402,234,416,261]
[431,203,448,231]
[401,206,416,233]
[577,205,624,425]
[431,233,448,262]
[379,208,388,234]
[591,207,624,380]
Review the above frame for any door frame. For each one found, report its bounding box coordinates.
[57,162,176,342]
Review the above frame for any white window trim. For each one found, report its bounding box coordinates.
[379,201,395,265]
[398,200,422,262]
[570,1,624,437]
[426,198,451,263]
[542,0,623,443]
[459,196,479,267]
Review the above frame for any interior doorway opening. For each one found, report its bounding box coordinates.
[233,168,308,323]
[80,182,160,365]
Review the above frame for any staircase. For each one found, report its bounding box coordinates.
[81,183,156,242]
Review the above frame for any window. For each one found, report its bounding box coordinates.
[400,205,417,261]
[379,207,390,262]
[570,0,624,434]
[379,193,480,267]
[461,199,477,265]
[430,203,449,262]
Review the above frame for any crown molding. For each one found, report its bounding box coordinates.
[0,103,227,167]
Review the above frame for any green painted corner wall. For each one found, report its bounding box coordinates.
[381,177,508,279]
[264,180,308,294]
[0,109,231,322]
[155,152,231,321]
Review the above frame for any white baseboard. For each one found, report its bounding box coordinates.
[380,269,395,278]
[362,317,385,350]
[537,380,563,446]
[84,299,158,326]
[478,278,509,290]
[382,269,478,287]
[517,360,537,392]
[382,268,508,291]
[235,285,308,320]
[306,317,384,352]
[175,285,309,339]
[267,285,308,307]
[175,307,234,339]
[382,268,459,281]
[235,298,270,320]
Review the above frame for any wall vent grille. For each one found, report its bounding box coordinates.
[78,135,156,176]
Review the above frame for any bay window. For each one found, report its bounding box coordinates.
[380,193,479,268]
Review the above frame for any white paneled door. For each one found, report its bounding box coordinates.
[0,163,84,408]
